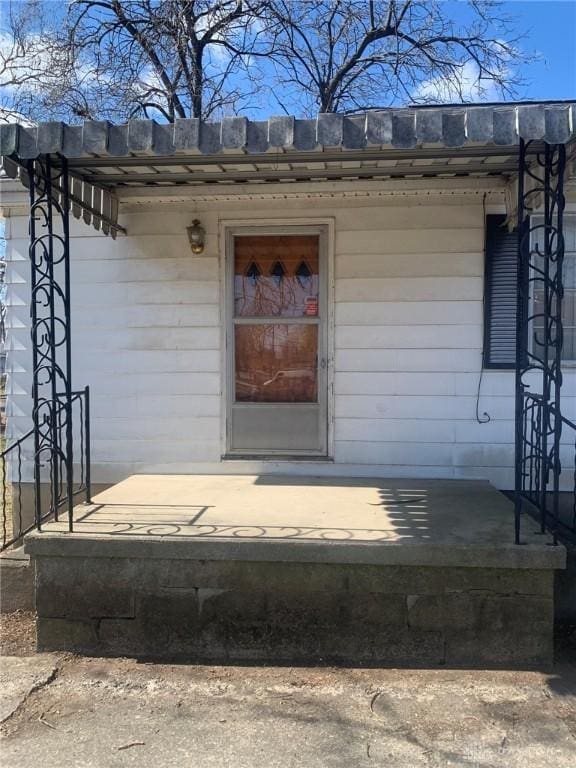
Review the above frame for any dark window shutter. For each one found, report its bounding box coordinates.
[483,215,518,369]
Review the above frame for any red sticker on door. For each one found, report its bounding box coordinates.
[304,297,318,316]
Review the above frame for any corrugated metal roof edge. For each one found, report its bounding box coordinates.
[0,102,574,160]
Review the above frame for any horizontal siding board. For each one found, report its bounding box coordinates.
[336,228,483,255]
[90,395,221,419]
[335,441,454,466]
[8,232,216,262]
[335,371,512,397]
[452,444,514,468]
[335,395,516,421]
[71,350,221,374]
[70,257,219,283]
[6,349,224,376]
[335,372,455,396]
[335,418,455,443]
[335,252,482,279]
[85,372,220,396]
[336,277,483,302]
[72,281,219,306]
[335,348,482,372]
[90,439,221,463]
[90,417,219,441]
[454,420,514,444]
[123,205,483,235]
[71,327,220,351]
[72,304,219,329]
[336,325,481,350]
[336,302,482,326]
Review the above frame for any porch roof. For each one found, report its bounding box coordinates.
[1,101,575,236]
[2,101,575,184]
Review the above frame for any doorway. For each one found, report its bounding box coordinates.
[225,227,328,456]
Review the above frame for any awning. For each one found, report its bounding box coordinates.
[1,102,575,237]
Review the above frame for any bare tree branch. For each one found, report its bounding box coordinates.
[264,0,531,114]
[0,0,272,122]
[0,0,533,125]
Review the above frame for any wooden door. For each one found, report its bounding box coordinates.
[227,230,328,455]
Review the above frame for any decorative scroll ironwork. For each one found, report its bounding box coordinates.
[515,140,569,544]
[27,155,76,532]
[1,388,91,550]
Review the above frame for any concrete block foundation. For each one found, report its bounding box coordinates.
[30,550,556,668]
[0,548,34,613]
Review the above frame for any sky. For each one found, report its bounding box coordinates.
[498,0,576,100]
[1,0,575,117]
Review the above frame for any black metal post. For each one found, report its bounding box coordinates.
[44,156,61,522]
[514,140,566,545]
[27,160,43,530]
[84,385,91,504]
[27,155,75,531]
[550,144,566,546]
[514,139,528,545]
[61,159,74,532]
[540,144,551,534]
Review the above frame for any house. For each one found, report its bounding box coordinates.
[0,101,574,666]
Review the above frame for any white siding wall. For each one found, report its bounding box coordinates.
[3,190,575,487]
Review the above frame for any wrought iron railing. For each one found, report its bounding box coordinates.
[0,387,91,551]
[517,391,576,545]
[557,410,576,541]
[1,426,34,551]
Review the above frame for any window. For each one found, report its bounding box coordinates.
[483,215,576,368]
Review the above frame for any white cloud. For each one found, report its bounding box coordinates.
[0,108,34,125]
[414,60,504,103]
[1,31,52,77]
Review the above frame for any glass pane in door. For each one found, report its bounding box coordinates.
[235,324,318,402]
[234,235,319,317]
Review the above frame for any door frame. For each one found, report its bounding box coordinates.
[219,218,335,459]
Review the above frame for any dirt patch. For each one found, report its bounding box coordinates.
[0,611,36,656]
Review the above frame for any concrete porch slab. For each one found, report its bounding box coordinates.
[24,476,565,570]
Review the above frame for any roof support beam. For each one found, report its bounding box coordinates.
[78,161,521,186]
[64,144,542,171]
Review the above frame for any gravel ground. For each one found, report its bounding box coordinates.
[0,613,575,768]
[0,612,36,656]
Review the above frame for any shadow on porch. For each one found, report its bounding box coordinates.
[30,474,559,552]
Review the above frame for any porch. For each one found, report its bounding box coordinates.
[24,475,565,668]
[1,103,575,667]
[25,473,562,555]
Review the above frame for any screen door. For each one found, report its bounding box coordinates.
[227,230,328,455]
